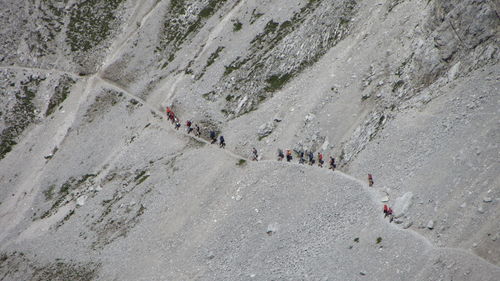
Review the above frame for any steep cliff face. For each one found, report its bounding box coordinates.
[0,0,499,280]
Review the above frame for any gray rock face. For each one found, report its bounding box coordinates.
[393,192,413,218]
[0,0,499,280]
[427,220,435,230]
[257,121,275,138]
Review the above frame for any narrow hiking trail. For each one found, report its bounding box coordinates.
[1,1,497,271]
[97,76,500,270]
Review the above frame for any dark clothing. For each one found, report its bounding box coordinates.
[219,136,225,148]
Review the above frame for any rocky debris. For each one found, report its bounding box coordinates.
[380,196,389,202]
[76,195,87,206]
[266,223,278,236]
[427,220,434,230]
[393,192,413,218]
[257,121,275,138]
[483,197,492,203]
[304,113,316,123]
[477,206,485,214]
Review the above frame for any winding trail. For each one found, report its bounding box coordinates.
[97,75,500,269]
[1,0,497,271]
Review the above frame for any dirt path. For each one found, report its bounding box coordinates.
[97,76,500,270]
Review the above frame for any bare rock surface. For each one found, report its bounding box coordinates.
[0,0,499,280]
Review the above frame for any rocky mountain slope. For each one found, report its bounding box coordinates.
[0,0,499,280]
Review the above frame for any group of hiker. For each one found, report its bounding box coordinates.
[165,106,393,222]
[274,148,337,170]
[166,106,201,136]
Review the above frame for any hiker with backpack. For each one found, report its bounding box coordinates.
[277,149,284,161]
[368,174,374,187]
[298,150,305,164]
[286,150,292,162]
[210,131,217,144]
[329,156,336,170]
[219,135,226,148]
[317,152,324,167]
[252,147,258,161]
[186,120,193,134]
[308,151,315,165]
[195,124,201,136]
[383,204,394,223]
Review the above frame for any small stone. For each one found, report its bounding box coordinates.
[427,220,434,229]
[304,113,316,123]
[472,243,478,248]
[478,206,485,213]
[76,195,87,206]
[207,252,215,260]
[235,195,242,201]
[360,271,366,276]
[266,223,278,235]
[95,185,103,191]
[381,196,389,202]
[257,122,275,138]
[483,197,492,203]
[460,202,466,208]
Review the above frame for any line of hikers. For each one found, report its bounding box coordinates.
[273,148,337,170]
[166,107,391,222]
[166,106,225,148]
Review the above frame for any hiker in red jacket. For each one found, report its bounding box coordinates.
[368,174,374,187]
[317,152,324,167]
[186,120,193,134]
[383,204,394,223]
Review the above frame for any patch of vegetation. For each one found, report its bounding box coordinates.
[136,175,150,185]
[159,0,228,67]
[249,9,264,24]
[233,20,243,31]
[264,73,292,92]
[0,75,45,160]
[392,80,404,92]
[236,159,246,166]
[223,56,248,76]
[206,46,225,68]
[43,184,56,200]
[83,89,125,123]
[66,0,125,52]
[202,91,217,101]
[45,76,76,116]
[38,174,96,220]
[376,237,382,244]
[0,251,99,281]
[225,94,234,101]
